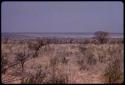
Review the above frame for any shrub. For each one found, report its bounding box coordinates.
[78,45,97,71]
[58,53,69,64]
[15,52,27,72]
[61,56,68,64]
[94,31,109,44]
[47,72,68,84]
[104,58,123,83]
[1,53,8,74]
[21,65,46,84]
[27,38,50,58]
[79,64,89,71]
[98,55,106,63]
[87,55,97,65]
[79,46,87,53]
[24,54,69,84]
[49,55,68,84]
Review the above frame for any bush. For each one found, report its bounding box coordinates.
[1,53,8,74]
[15,52,27,72]
[78,45,97,71]
[27,38,46,57]
[47,72,68,84]
[87,55,97,65]
[94,31,109,44]
[104,58,123,83]
[79,46,87,53]
[61,56,68,64]
[57,51,69,64]
[79,64,89,71]
[98,55,106,63]
[21,65,46,84]
[49,55,68,84]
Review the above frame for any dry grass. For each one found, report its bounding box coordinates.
[1,38,124,84]
[104,58,123,84]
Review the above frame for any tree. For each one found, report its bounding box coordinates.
[94,31,109,44]
[15,52,27,72]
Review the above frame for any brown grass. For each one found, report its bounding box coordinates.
[1,38,124,84]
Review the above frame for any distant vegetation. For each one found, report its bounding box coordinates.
[2,31,123,45]
[94,31,109,44]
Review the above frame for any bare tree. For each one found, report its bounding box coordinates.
[15,52,27,72]
[94,31,109,44]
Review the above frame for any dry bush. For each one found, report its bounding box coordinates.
[47,71,68,84]
[78,45,97,71]
[22,55,68,84]
[27,39,43,57]
[41,44,53,53]
[100,44,124,83]
[48,55,68,84]
[79,45,97,65]
[77,55,97,71]
[79,45,87,53]
[15,52,28,72]
[56,49,69,64]
[21,65,47,84]
[98,55,106,63]
[1,53,8,74]
[50,56,59,82]
[104,57,123,83]
[77,59,89,71]
[61,56,68,64]
[87,55,97,65]
[94,31,109,44]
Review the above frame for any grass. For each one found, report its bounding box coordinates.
[1,53,8,74]
[21,65,46,84]
[1,38,124,84]
[104,58,123,83]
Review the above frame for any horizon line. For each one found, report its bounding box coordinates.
[1,32,123,34]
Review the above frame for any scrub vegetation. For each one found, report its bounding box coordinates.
[1,31,124,84]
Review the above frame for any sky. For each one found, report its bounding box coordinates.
[1,1,123,33]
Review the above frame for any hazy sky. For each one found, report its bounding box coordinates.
[1,1,123,33]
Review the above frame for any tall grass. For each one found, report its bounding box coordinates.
[104,58,123,83]
[104,46,123,84]
[1,53,8,74]
[21,65,46,84]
